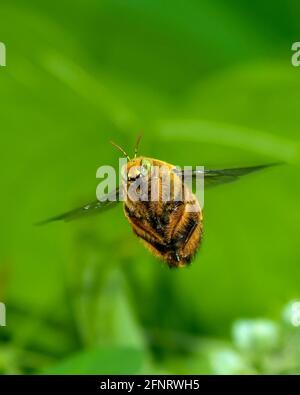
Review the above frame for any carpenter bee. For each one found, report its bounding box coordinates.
[39,136,277,268]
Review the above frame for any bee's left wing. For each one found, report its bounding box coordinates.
[173,163,279,188]
[36,187,121,225]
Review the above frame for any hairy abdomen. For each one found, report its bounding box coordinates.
[124,197,203,268]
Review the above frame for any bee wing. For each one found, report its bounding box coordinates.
[174,163,279,188]
[37,187,121,225]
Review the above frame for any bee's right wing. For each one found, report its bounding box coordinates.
[173,163,279,188]
[203,164,276,188]
[37,187,122,225]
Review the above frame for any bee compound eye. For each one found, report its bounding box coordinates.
[141,159,152,175]
[141,166,148,176]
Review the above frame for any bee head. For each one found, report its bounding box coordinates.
[110,135,152,182]
[125,158,152,182]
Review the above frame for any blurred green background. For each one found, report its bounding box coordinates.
[1,0,300,374]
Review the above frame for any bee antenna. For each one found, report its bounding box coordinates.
[110,141,130,161]
[134,134,143,158]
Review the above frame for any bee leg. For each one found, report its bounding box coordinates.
[182,220,198,248]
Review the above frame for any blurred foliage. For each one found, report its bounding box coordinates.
[0,0,300,374]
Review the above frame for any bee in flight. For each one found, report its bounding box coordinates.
[39,136,277,268]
